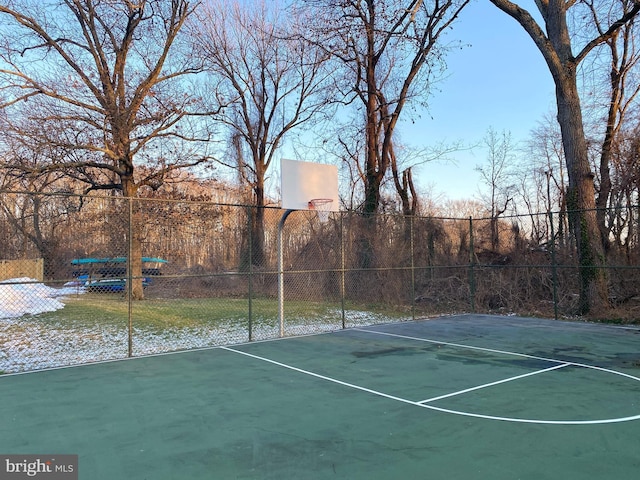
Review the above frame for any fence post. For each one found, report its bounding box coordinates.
[549,210,559,321]
[247,205,253,341]
[340,212,346,329]
[468,216,476,313]
[127,196,133,357]
[410,215,416,321]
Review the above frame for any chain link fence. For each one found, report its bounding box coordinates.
[1,191,639,373]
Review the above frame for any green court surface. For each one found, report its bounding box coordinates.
[2,314,640,479]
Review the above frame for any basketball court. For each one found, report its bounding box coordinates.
[3,162,639,478]
[2,314,640,479]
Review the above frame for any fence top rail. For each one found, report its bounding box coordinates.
[0,189,630,223]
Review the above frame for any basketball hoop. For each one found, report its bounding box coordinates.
[308,198,333,224]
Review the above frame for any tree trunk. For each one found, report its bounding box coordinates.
[555,76,608,313]
[250,173,266,268]
[360,66,383,268]
[122,177,145,300]
[487,0,622,313]
[596,101,616,252]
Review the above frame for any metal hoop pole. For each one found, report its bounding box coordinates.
[278,209,294,337]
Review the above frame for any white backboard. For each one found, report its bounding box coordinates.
[281,159,339,211]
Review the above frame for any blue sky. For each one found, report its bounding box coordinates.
[399,0,557,202]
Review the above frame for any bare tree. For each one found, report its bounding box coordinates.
[521,115,568,246]
[488,0,640,313]
[193,0,332,267]
[303,0,470,216]
[608,121,640,256]
[299,0,470,270]
[0,0,211,298]
[476,128,517,251]
[587,0,640,250]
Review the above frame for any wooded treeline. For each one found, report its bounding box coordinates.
[1,188,639,321]
[2,0,640,315]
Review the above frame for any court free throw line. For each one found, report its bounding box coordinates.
[418,362,571,404]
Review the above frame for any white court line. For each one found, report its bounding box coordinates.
[352,328,568,364]
[221,345,640,425]
[352,328,640,383]
[220,346,417,407]
[419,363,571,404]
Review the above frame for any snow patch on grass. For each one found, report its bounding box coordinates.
[0,280,405,373]
[0,277,73,319]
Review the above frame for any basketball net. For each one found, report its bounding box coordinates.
[308,198,333,224]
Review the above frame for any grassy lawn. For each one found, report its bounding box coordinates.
[34,294,333,330]
[32,294,411,330]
